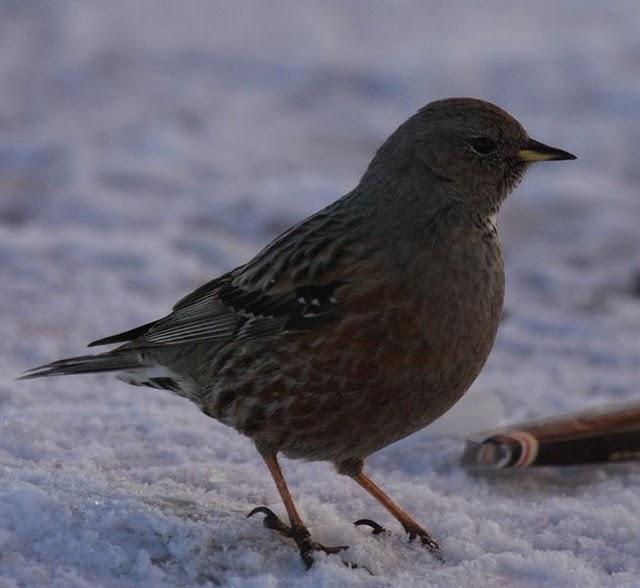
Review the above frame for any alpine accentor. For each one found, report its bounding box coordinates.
[21,98,576,567]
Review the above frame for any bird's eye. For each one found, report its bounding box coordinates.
[468,137,497,155]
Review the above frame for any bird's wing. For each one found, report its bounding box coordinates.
[90,200,365,349]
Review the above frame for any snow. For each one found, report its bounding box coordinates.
[2,1,640,586]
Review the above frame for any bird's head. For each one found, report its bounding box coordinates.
[363,97,576,215]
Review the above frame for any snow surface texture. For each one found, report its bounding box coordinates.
[2,1,640,586]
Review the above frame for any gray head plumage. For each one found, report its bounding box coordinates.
[360,97,575,215]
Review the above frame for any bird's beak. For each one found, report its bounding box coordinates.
[518,139,576,162]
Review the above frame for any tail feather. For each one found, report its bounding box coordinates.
[18,352,143,380]
[87,320,159,347]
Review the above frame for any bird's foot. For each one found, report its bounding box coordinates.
[247,506,349,569]
[403,522,445,562]
[354,517,444,563]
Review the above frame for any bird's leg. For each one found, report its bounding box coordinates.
[351,469,444,562]
[248,453,348,569]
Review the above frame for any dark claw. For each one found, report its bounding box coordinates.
[247,505,278,520]
[299,544,314,570]
[405,526,445,563]
[354,518,386,535]
[247,506,290,533]
[354,517,444,563]
[248,506,349,569]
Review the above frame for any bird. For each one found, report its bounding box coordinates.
[20,98,576,568]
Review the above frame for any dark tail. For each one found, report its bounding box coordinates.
[18,352,143,380]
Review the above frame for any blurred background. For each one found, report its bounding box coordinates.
[1,1,639,585]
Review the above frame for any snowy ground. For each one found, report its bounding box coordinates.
[2,1,640,586]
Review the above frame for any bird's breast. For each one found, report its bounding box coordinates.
[350,227,504,372]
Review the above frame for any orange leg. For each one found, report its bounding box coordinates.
[248,453,348,568]
[352,470,444,561]
[262,453,307,531]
